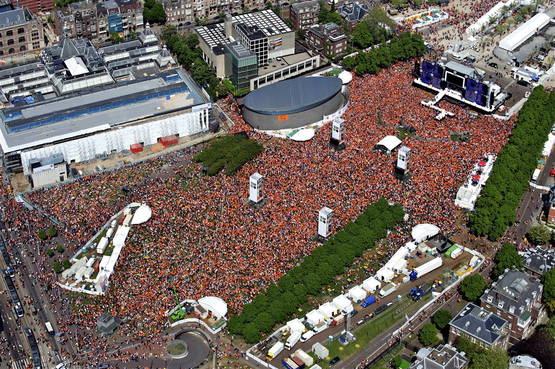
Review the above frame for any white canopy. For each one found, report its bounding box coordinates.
[375,135,402,152]
[376,267,395,282]
[290,128,315,142]
[131,204,152,225]
[348,285,367,302]
[338,71,352,84]
[362,277,381,293]
[332,294,352,311]
[411,223,440,242]
[286,318,306,333]
[198,296,228,319]
[318,302,338,318]
[306,309,325,326]
[499,12,551,51]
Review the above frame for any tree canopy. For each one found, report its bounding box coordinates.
[527,225,551,246]
[460,274,486,301]
[343,32,425,76]
[318,2,343,25]
[492,243,522,278]
[418,323,440,346]
[543,268,555,314]
[143,0,167,25]
[470,87,555,240]
[432,309,452,330]
[227,198,405,343]
[351,7,396,49]
[455,336,510,369]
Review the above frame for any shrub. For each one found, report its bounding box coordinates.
[37,230,47,240]
[46,227,58,238]
[53,262,63,274]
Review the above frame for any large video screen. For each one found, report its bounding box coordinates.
[446,72,465,88]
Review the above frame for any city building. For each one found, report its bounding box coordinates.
[28,154,68,188]
[449,303,510,350]
[480,270,545,342]
[224,41,257,90]
[521,247,555,277]
[289,0,319,30]
[11,0,54,14]
[0,3,45,58]
[410,344,469,369]
[305,22,348,57]
[0,30,212,176]
[338,1,368,29]
[250,51,320,90]
[55,0,143,40]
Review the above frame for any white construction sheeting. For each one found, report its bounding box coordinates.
[499,13,551,51]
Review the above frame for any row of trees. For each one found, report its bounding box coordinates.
[227,198,405,343]
[193,135,263,176]
[469,87,555,240]
[143,0,167,25]
[342,32,426,76]
[37,227,58,241]
[161,26,232,99]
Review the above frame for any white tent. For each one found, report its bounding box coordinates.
[362,277,381,293]
[375,135,402,153]
[405,241,417,252]
[318,302,338,319]
[198,296,228,319]
[332,294,352,312]
[312,342,329,360]
[411,223,440,242]
[306,310,326,326]
[376,267,395,282]
[348,285,367,302]
[499,12,551,51]
[131,204,152,225]
[286,318,306,333]
[338,71,353,84]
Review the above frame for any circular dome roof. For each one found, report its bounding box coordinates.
[244,77,342,115]
[198,296,227,319]
[131,204,152,225]
[338,71,352,84]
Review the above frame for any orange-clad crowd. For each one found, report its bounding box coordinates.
[0,62,514,365]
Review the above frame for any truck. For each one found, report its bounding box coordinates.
[281,358,303,369]
[45,321,54,335]
[360,295,376,308]
[379,283,397,298]
[267,341,284,360]
[410,257,443,281]
[285,331,301,350]
[532,168,541,182]
[293,349,314,367]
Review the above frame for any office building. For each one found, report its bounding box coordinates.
[290,0,319,30]
[0,3,45,58]
[449,303,509,350]
[0,31,212,175]
[480,270,545,342]
[306,22,348,57]
[224,41,257,91]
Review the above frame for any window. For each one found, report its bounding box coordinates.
[7,39,13,45]
[6,30,12,36]
[32,41,40,49]
[18,36,25,43]
[8,48,14,54]
[17,28,24,34]
[19,45,25,52]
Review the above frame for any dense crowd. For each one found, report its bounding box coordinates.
[1,62,515,365]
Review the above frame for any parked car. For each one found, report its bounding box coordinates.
[329,356,340,366]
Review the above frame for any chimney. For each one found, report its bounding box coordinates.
[224,14,233,39]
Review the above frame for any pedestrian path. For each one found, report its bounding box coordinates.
[11,358,29,369]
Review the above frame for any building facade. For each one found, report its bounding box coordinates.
[224,41,257,90]
[11,0,54,14]
[290,0,319,30]
[449,303,510,350]
[55,0,143,40]
[0,5,45,58]
[338,1,368,30]
[480,270,545,342]
[305,22,348,57]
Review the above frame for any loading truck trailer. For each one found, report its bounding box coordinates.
[285,331,302,350]
[268,341,284,360]
[293,349,314,367]
[379,283,397,298]
[410,257,443,281]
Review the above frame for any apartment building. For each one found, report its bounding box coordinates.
[0,4,45,57]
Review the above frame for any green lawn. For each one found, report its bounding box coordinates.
[314,294,431,369]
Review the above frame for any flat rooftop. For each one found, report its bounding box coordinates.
[259,52,314,76]
[0,69,209,152]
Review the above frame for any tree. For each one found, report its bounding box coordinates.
[53,262,63,274]
[318,4,343,25]
[460,274,486,301]
[432,309,452,330]
[46,249,55,257]
[37,230,47,240]
[242,322,260,343]
[493,243,522,277]
[527,226,551,246]
[109,32,124,44]
[143,0,167,25]
[469,349,509,369]
[62,259,71,270]
[46,227,57,238]
[418,323,440,346]
[542,268,555,314]
[56,245,65,253]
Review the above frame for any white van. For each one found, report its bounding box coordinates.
[300,330,315,342]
